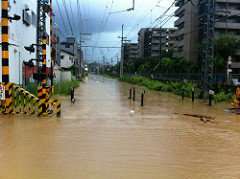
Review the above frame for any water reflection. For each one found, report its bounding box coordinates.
[1,74,240,178]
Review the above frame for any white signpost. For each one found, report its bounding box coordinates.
[0,85,5,100]
[227,56,232,85]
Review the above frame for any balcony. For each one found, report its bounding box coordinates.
[175,5,185,16]
[174,17,184,27]
[175,0,184,7]
[215,22,240,29]
[216,0,240,3]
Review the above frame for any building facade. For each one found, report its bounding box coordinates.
[123,43,139,61]
[0,0,51,85]
[174,0,199,62]
[138,28,176,58]
[174,0,240,62]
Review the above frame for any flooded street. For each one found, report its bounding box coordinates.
[1,74,240,178]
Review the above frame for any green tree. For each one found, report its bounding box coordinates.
[215,35,240,60]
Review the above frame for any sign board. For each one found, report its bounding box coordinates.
[228,56,232,61]
[0,85,5,100]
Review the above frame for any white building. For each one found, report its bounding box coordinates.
[0,0,51,85]
[60,50,74,69]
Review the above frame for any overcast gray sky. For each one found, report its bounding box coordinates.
[53,0,177,64]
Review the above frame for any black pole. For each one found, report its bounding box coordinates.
[128,88,132,99]
[133,87,135,101]
[209,94,212,106]
[182,90,184,100]
[71,86,75,103]
[192,87,195,102]
[141,89,145,106]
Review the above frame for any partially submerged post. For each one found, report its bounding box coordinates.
[132,87,135,101]
[141,89,145,106]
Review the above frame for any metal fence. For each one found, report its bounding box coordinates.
[105,72,240,85]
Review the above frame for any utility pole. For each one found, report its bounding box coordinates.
[120,24,124,78]
[159,28,162,72]
[201,0,215,95]
[119,24,130,78]
[36,0,46,71]
[50,0,54,94]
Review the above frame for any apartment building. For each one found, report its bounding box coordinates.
[138,28,176,58]
[214,0,240,35]
[122,43,139,61]
[174,0,199,62]
[0,0,51,85]
[174,0,240,62]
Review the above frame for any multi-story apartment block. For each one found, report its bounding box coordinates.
[174,0,199,62]
[123,43,139,61]
[138,28,176,58]
[0,0,51,85]
[174,0,240,62]
[214,0,240,35]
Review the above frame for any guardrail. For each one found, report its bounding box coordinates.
[0,82,61,117]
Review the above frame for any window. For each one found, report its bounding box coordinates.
[65,44,70,48]
[31,11,37,26]
[61,55,64,59]
[69,57,73,63]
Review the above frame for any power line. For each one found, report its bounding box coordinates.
[56,0,69,36]
[68,0,77,36]
[62,0,74,36]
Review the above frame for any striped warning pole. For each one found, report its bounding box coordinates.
[42,34,47,100]
[50,0,54,94]
[1,0,9,83]
[1,0,12,113]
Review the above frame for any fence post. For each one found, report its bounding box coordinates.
[128,88,132,99]
[141,89,145,106]
[132,87,135,101]
[192,87,195,102]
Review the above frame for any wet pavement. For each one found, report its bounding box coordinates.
[1,74,240,178]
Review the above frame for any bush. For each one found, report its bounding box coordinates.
[54,79,80,95]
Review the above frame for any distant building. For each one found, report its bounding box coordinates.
[60,37,78,67]
[174,0,240,62]
[138,28,176,57]
[122,43,139,61]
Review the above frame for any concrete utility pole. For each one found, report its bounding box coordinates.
[120,24,124,78]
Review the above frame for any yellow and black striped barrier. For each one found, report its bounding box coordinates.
[0,83,61,117]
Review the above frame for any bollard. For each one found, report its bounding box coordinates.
[141,89,145,106]
[132,87,135,101]
[209,90,215,106]
[71,86,75,103]
[182,90,184,100]
[192,87,195,102]
[128,88,132,99]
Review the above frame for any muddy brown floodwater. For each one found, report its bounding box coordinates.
[1,74,240,178]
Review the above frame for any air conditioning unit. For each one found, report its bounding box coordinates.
[23,9,31,26]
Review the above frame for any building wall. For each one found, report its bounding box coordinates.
[0,0,51,85]
[60,50,74,68]
[138,28,176,58]
[174,0,199,62]
[123,43,139,61]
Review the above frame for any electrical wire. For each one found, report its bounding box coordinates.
[56,0,70,36]
[62,0,74,36]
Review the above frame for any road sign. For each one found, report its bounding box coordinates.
[0,85,5,100]
[228,56,232,61]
